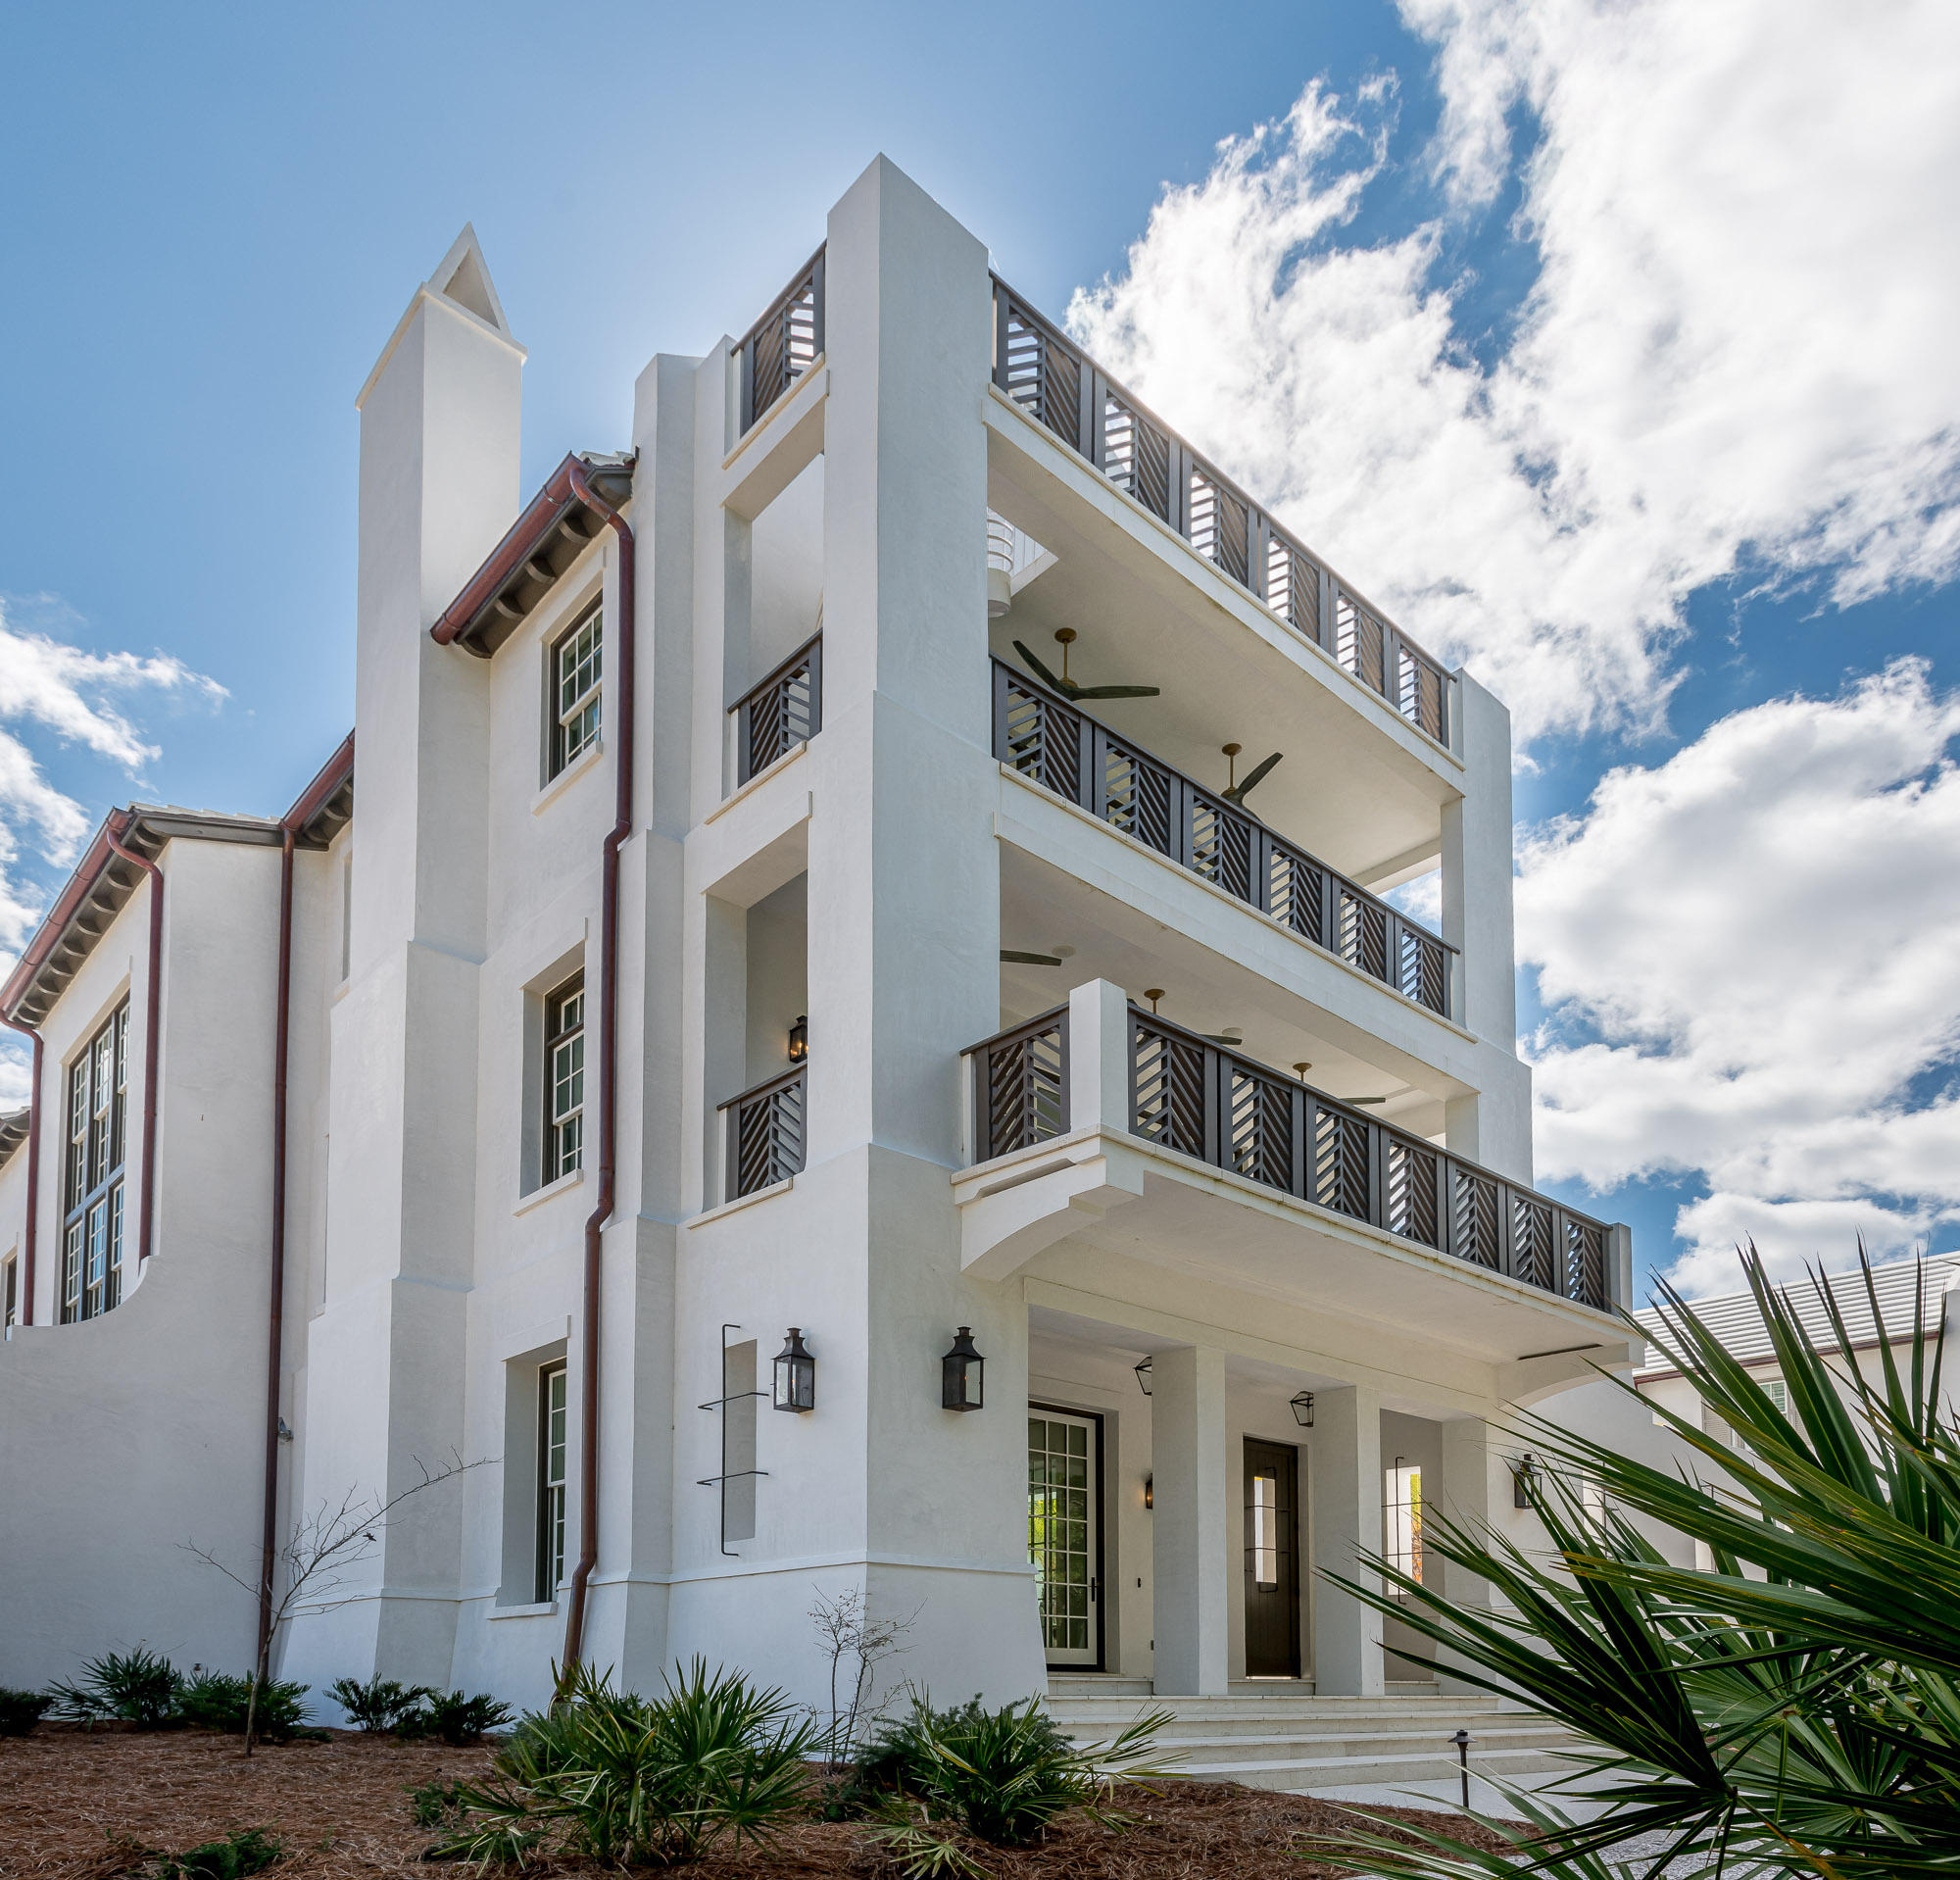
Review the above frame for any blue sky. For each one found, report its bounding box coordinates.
[3,0,1955,1295]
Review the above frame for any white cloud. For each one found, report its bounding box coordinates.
[1519,661,1960,1293]
[0,597,223,980]
[1064,0,1960,739]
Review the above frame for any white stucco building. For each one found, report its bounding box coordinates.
[0,159,1636,1785]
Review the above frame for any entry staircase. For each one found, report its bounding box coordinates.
[1047,1676,1578,1801]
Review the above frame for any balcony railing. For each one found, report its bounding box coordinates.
[993,660,1454,1017]
[991,278,1451,747]
[962,1002,1611,1311]
[719,1064,806,1201]
[731,633,822,785]
[738,248,825,435]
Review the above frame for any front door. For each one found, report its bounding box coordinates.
[1244,1437,1301,1678]
[1028,1407,1102,1667]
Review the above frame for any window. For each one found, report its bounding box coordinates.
[62,1002,129,1322]
[1385,1460,1423,1586]
[1250,1469,1280,1588]
[1764,1378,1788,1415]
[548,605,603,780]
[535,1361,567,1602]
[2,1255,16,1329]
[544,976,584,1182]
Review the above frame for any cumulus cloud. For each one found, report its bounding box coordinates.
[1519,661,1960,1293]
[0,598,223,995]
[1064,0,1960,739]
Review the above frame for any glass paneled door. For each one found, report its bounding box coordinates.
[1028,1408,1102,1667]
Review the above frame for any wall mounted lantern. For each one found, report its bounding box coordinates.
[1290,1390,1315,1427]
[772,1327,815,1412]
[1144,1471,1154,1509]
[941,1327,985,1411]
[787,1014,808,1064]
[1134,1357,1152,1396]
[1512,1452,1541,1508]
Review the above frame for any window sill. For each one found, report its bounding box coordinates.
[533,741,605,816]
[514,1167,584,1217]
[489,1600,559,1620]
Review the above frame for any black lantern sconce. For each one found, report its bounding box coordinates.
[787,1014,808,1064]
[941,1327,985,1411]
[1290,1390,1316,1428]
[1143,1471,1154,1509]
[1134,1357,1152,1396]
[772,1328,815,1413]
[1512,1452,1541,1508]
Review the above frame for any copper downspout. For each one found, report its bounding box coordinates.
[559,460,634,1673]
[104,816,163,1269]
[259,733,355,1667]
[0,1021,42,1323]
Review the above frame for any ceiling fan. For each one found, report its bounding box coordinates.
[1219,741,1283,809]
[1013,628,1160,701]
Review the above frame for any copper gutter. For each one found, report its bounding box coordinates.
[0,1021,42,1322]
[104,816,163,1269]
[558,459,633,1673]
[259,733,356,1664]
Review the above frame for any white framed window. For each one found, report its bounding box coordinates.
[1385,1459,1423,1587]
[2,1255,16,1328]
[535,1361,567,1602]
[1764,1378,1788,1415]
[544,975,584,1183]
[548,604,603,780]
[62,1001,129,1322]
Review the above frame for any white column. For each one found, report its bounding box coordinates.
[1151,1345,1230,1695]
[1067,978,1130,1134]
[1435,1414,1498,1693]
[1311,1384,1384,1697]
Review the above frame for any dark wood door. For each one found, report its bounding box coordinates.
[1244,1438,1301,1678]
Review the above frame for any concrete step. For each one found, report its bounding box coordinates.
[1169,1747,1576,1795]
[1125,1725,1572,1764]
[1049,1698,1532,1729]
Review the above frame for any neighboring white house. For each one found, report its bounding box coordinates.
[0,158,1636,1734]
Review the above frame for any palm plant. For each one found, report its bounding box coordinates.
[430,1658,818,1867]
[1313,1245,1960,1878]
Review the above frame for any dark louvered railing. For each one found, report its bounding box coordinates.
[739,249,826,435]
[720,1064,806,1201]
[992,279,1451,747]
[959,1004,1612,1311]
[994,661,1454,1017]
[731,633,822,785]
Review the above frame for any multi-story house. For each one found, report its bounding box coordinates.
[0,159,1633,1783]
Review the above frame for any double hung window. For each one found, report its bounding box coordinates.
[62,1001,129,1322]
[544,976,584,1183]
[535,1361,567,1602]
[549,606,603,780]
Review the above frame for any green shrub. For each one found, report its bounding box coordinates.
[430,1658,819,1867]
[174,1670,313,1742]
[0,1687,53,1736]
[396,1689,514,1746]
[407,1778,470,1830]
[47,1648,182,1727]
[327,1674,436,1735]
[859,1693,1173,1849]
[149,1827,282,1880]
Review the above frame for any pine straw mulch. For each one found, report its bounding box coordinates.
[0,1727,1527,1880]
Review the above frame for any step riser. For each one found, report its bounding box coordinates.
[1196,1756,1571,1794]
[1090,1735,1569,1764]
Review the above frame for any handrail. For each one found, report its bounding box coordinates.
[990,276,1451,748]
[738,248,826,435]
[992,659,1456,1017]
[729,632,822,785]
[957,1001,1612,1311]
[718,1063,807,1201]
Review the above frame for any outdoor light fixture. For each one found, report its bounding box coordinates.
[941,1327,985,1411]
[787,1014,808,1064]
[1134,1356,1152,1396]
[1513,1452,1541,1508]
[772,1327,815,1413]
[1290,1391,1316,1428]
[1144,1472,1154,1509]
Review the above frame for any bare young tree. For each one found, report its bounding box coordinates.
[808,1585,916,1783]
[187,1451,487,1752]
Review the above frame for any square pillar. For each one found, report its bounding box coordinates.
[1067,978,1131,1134]
[1150,1346,1230,1695]
[1435,1414,1498,1693]
[1310,1385,1384,1697]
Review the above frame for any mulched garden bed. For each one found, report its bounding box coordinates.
[0,1729,1523,1879]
